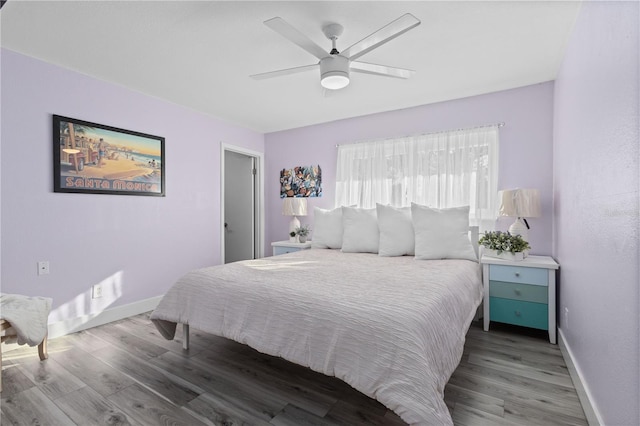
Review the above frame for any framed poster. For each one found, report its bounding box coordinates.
[53,115,165,196]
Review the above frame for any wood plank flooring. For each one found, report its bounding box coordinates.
[0,314,587,425]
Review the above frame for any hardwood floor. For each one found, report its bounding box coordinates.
[0,314,587,425]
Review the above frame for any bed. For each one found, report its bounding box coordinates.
[150,244,482,425]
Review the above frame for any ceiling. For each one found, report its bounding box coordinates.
[0,1,582,133]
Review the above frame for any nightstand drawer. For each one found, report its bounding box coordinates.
[271,241,312,256]
[490,297,548,330]
[489,264,548,286]
[489,281,548,304]
[273,246,300,256]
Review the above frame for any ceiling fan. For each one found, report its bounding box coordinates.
[250,13,421,91]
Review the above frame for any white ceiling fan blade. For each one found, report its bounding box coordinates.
[341,13,421,61]
[350,61,415,79]
[250,64,318,80]
[264,17,329,60]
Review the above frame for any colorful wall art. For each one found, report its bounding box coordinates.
[280,165,322,198]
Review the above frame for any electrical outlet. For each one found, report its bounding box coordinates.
[37,261,50,276]
[92,284,103,299]
[564,307,569,329]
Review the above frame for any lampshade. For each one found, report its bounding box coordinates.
[498,189,540,243]
[498,189,541,218]
[282,198,308,216]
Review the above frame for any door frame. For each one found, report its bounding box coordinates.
[220,143,264,264]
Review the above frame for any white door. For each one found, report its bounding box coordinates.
[224,150,256,263]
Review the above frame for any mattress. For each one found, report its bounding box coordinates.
[151,249,482,425]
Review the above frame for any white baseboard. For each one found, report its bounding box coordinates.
[46,295,163,339]
[558,328,603,426]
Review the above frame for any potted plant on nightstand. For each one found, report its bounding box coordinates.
[295,225,311,243]
[479,230,531,261]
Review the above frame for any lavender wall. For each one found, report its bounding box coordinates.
[553,2,639,424]
[0,49,264,326]
[265,83,555,255]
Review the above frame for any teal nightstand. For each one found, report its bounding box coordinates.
[481,254,559,343]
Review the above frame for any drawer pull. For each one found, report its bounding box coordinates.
[514,272,520,277]
[514,311,521,317]
[514,289,521,296]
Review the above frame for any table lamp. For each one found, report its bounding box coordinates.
[498,188,541,242]
[282,198,307,242]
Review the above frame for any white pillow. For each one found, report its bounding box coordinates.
[376,204,414,256]
[411,204,477,261]
[341,207,379,253]
[311,207,344,249]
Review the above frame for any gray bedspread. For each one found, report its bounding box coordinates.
[151,249,482,425]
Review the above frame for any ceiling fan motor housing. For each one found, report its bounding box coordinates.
[320,55,350,90]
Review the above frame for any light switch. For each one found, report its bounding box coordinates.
[38,261,50,275]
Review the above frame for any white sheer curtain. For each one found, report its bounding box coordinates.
[335,125,500,230]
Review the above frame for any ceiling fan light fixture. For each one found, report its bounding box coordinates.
[321,72,350,90]
[320,55,350,90]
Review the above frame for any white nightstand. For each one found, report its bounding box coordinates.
[271,240,312,256]
[481,254,560,344]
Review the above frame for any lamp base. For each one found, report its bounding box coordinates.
[289,216,300,242]
[508,218,529,242]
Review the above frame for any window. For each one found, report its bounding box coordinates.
[335,125,499,230]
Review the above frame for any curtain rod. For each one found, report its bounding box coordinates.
[335,121,505,147]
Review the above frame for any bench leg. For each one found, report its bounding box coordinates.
[38,334,48,360]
